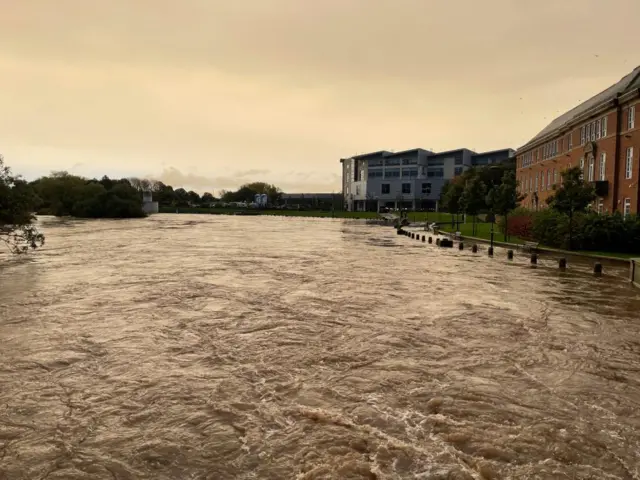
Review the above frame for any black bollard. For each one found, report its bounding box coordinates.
[422,235,426,242]
[507,250,514,260]
[397,229,404,235]
[472,244,478,253]
[488,247,494,256]
[594,263,603,277]
[436,238,441,246]
[531,253,538,265]
[559,258,567,270]
[428,237,433,244]
[459,242,464,250]
[416,235,420,241]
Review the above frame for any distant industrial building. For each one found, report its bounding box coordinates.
[340,147,514,212]
[516,66,640,215]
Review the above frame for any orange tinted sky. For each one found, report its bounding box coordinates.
[1,0,638,193]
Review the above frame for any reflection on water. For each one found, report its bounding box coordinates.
[1,215,640,479]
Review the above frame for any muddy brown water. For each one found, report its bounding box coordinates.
[1,215,640,480]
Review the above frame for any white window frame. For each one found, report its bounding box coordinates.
[626,147,634,180]
[580,126,585,144]
[596,119,601,139]
[599,152,606,181]
[602,116,608,137]
[623,198,631,218]
[568,132,573,149]
[591,122,596,141]
[629,105,636,130]
[547,169,551,188]
[553,168,557,185]
[588,156,595,181]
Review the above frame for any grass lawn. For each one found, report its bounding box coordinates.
[438,221,525,244]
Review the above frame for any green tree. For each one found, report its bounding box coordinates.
[546,166,596,250]
[486,169,524,241]
[201,192,215,205]
[0,155,45,254]
[187,190,201,205]
[440,180,465,218]
[31,172,145,219]
[459,175,487,235]
[173,188,190,206]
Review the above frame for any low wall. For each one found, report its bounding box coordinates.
[142,201,159,214]
[632,259,640,288]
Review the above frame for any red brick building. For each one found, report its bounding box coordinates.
[516,66,640,216]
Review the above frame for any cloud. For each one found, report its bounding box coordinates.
[150,166,341,194]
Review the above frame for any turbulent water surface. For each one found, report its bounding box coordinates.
[1,215,640,480]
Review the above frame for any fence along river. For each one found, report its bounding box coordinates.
[1,214,640,479]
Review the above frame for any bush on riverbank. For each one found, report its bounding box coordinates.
[0,155,45,253]
[499,208,640,253]
[31,173,146,219]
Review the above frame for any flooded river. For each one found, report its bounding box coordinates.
[1,214,640,480]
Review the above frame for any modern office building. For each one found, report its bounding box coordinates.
[341,147,515,211]
[515,66,640,215]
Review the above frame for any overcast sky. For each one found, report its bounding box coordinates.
[1,0,638,193]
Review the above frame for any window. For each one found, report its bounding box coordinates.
[629,105,636,130]
[355,185,360,195]
[602,116,608,137]
[624,198,631,218]
[534,175,538,192]
[580,126,585,145]
[535,149,539,162]
[553,168,557,185]
[547,169,551,188]
[588,156,595,181]
[401,183,411,194]
[402,168,418,178]
[579,157,585,180]
[381,184,390,194]
[596,119,601,139]
[385,168,400,178]
[626,147,634,179]
[591,122,596,141]
[421,183,431,194]
[568,132,573,149]
[556,140,560,155]
[454,167,463,176]
[427,168,444,178]
[368,159,383,167]
[599,153,606,181]
[402,158,418,165]
[454,157,463,165]
[385,158,401,166]
[597,199,604,214]
[368,170,383,178]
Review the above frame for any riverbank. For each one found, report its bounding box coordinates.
[436,223,636,264]
[159,207,458,223]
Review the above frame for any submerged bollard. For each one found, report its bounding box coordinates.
[488,247,494,256]
[559,258,567,270]
[472,244,478,253]
[594,263,603,277]
[531,253,538,265]
[416,235,420,241]
[428,236,433,244]
[436,238,441,246]
[507,250,514,260]
[459,242,464,250]
[397,228,404,235]
[422,235,426,242]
